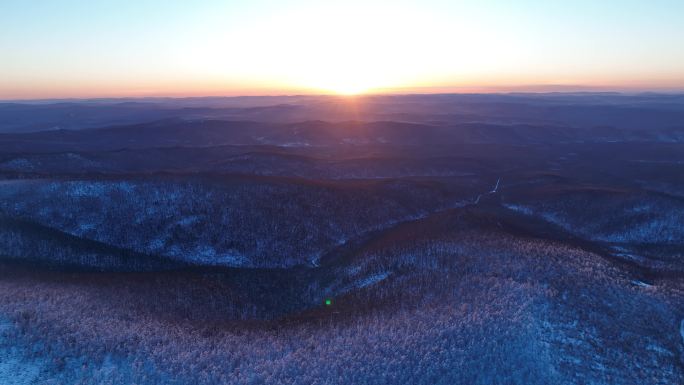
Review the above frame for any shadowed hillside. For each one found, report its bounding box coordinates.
[1,93,683,384]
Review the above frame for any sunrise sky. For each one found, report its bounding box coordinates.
[2,0,684,99]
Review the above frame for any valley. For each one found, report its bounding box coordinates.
[0,93,683,384]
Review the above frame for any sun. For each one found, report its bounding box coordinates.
[303,70,380,95]
[210,4,466,96]
[324,82,371,95]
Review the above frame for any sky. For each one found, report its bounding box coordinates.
[2,0,684,99]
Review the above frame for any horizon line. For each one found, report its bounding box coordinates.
[4,89,684,103]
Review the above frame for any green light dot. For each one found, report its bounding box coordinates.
[325,299,332,306]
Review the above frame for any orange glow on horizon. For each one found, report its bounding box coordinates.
[4,78,684,100]
[2,1,684,100]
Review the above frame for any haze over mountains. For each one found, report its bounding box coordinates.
[1,93,684,384]
[3,93,684,132]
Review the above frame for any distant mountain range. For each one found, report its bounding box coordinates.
[2,93,684,133]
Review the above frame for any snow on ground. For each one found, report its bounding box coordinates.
[503,203,534,215]
[339,271,391,294]
[0,158,35,171]
[179,245,249,266]
[0,317,145,384]
[630,280,652,288]
[0,318,46,385]
[355,271,390,289]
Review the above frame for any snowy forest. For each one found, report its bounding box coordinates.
[1,93,684,384]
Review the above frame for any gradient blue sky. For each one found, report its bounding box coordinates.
[2,0,684,98]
